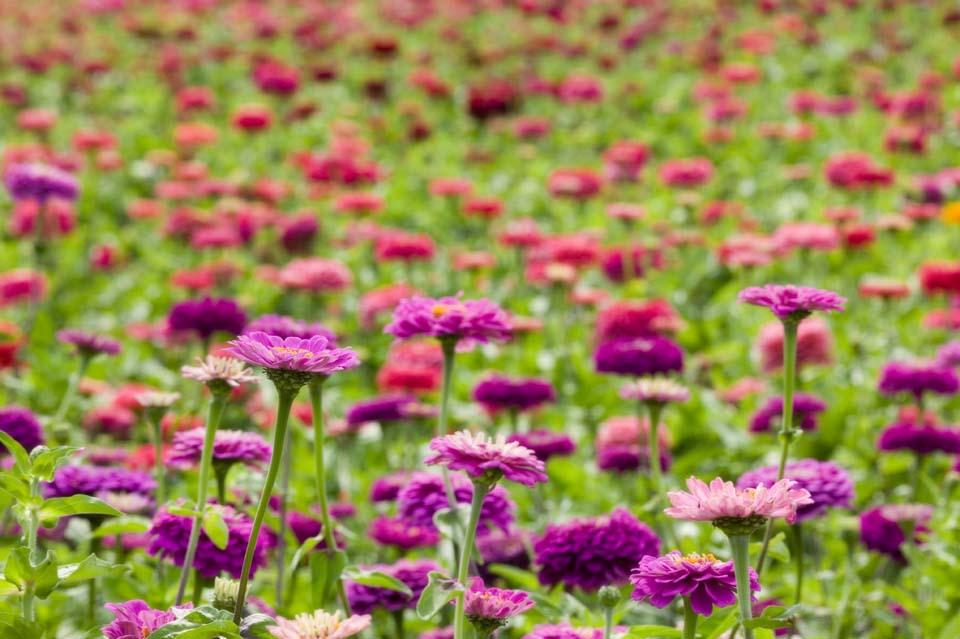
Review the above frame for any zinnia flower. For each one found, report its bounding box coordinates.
[860,504,932,563]
[384,294,511,347]
[877,421,960,455]
[878,362,960,401]
[425,430,547,487]
[181,355,259,387]
[227,332,360,375]
[4,163,78,202]
[57,330,121,357]
[462,577,534,635]
[269,610,371,639]
[368,515,440,550]
[472,375,556,414]
[534,508,660,591]
[630,551,758,616]
[168,428,272,469]
[244,314,336,341]
[665,477,814,531]
[738,285,846,321]
[397,471,515,534]
[506,430,575,462]
[737,459,854,521]
[168,297,247,341]
[594,336,684,377]
[750,393,827,433]
[0,406,44,454]
[620,377,690,404]
[102,600,182,639]
[346,559,441,614]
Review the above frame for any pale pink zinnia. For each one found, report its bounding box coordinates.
[665,477,814,524]
[269,609,371,639]
[425,430,547,486]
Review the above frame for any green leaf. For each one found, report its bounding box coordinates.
[58,554,128,585]
[0,613,45,639]
[3,547,30,589]
[0,431,29,475]
[487,564,540,591]
[697,607,738,639]
[415,571,461,620]
[202,508,230,550]
[0,474,29,501]
[92,516,152,538]
[39,495,122,522]
[166,505,202,518]
[29,446,81,481]
[754,629,775,639]
[622,626,682,638]
[33,552,60,600]
[147,619,241,639]
[749,532,789,564]
[288,534,323,577]
[308,549,346,610]
[342,566,413,596]
[432,507,462,540]
[239,613,278,639]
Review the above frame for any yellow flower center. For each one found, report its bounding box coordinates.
[681,552,718,565]
[432,303,465,317]
[271,346,313,357]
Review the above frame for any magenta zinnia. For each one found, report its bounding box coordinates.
[384,294,511,347]
[461,577,534,635]
[425,430,547,486]
[227,332,359,375]
[738,285,846,321]
[630,551,758,616]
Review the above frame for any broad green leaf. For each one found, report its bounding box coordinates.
[342,566,412,596]
[622,626,682,638]
[147,619,241,639]
[33,551,59,599]
[415,571,461,620]
[0,613,44,639]
[239,613,278,639]
[288,534,323,575]
[697,607,738,639]
[0,474,29,501]
[166,505,202,518]
[58,554,129,585]
[202,508,230,550]
[3,547,30,588]
[39,495,122,521]
[432,507,462,540]
[0,431,29,475]
[29,446,81,481]
[309,549,346,610]
[487,564,540,591]
[92,516,151,538]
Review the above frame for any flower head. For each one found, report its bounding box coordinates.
[368,515,440,550]
[4,163,78,202]
[878,421,960,455]
[227,332,360,375]
[397,471,515,534]
[181,355,259,388]
[472,375,556,414]
[168,297,247,340]
[135,391,181,408]
[0,406,44,454]
[346,395,417,427]
[620,377,690,404]
[878,361,960,401]
[269,610,371,639]
[56,329,121,357]
[168,427,272,469]
[46,464,156,500]
[534,508,660,591]
[462,577,534,635]
[384,294,511,347]
[594,336,684,377]
[750,393,827,433]
[738,285,846,321]
[245,314,337,342]
[737,459,853,521]
[102,600,182,639]
[506,430,575,462]
[630,551,759,616]
[860,504,932,563]
[521,624,605,639]
[346,559,441,614]
[426,430,547,487]
[665,477,814,532]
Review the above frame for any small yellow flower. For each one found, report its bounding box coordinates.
[941,202,960,225]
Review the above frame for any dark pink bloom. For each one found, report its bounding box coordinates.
[738,285,846,320]
[384,294,511,347]
[226,332,359,374]
[426,430,547,486]
[630,551,757,616]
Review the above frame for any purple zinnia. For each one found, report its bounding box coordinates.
[750,393,826,433]
[737,459,854,521]
[287,510,344,549]
[878,421,960,455]
[878,362,960,401]
[167,427,272,469]
[346,395,417,427]
[522,624,605,639]
[56,330,121,357]
[425,430,547,487]
[472,375,556,414]
[0,406,44,454]
[738,284,846,321]
[397,471,515,534]
[368,515,440,550]
[168,297,247,341]
[370,471,410,503]
[935,341,960,369]
[506,430,575,462]
[45,464,155,499]
[4,163,78,202]
[594,336,684,377]
[243,314,336,341]
[346,559,441,614]
[476,527,531,576]
[102,600,183,639]
[384,294,512,348]
[859,504,932,563]
[226,332,359,374]
[533,508,661,591]
[630,551,758,616]
[147,502,268,578]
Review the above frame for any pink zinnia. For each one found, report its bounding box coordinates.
[384,294,511,347]
[462,577,534,627]
[738,284,846,321]
[226,332,360,375]
[269,610,371,639]
[425,430,547,487]
[665,477,813,525]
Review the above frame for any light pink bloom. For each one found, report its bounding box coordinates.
[665,476,814,524]
[269,609,370,639]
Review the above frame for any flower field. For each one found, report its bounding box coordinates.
[2,1,960,638]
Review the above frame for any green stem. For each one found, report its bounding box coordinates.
[793,522,804,605]
[603,605,614,639]
[757,320,799,573]
[22,477,41,622]
[911,454,926,502]
[645,401,664,501]
[682,596,698,639]
[215,465,229,506]
[393,609,406,639]
[437,338,463,561]
[453,482,489,639]
[233,389,296,624]
[53,355,90,424]
[176,392,228,604]
[150,416,166,508]
[275,426,293,609]
[729,534,754,639]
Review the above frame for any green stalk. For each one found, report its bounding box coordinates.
[176,391,229,604]
[437,338,463,555]
[453,482,489,639]
[682,596,698,639]
[307,377,351,615]
[22,477,41,622]
[53,355,90,424]
[645,401,664,501]
[233,389,296,624]
[603,605,614,639]
[392,609,406,639]
[757,320,799,573]
[150,415,166,511]
[793,522,804,604]
[729,534,755,639]
[275,427,293,609]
